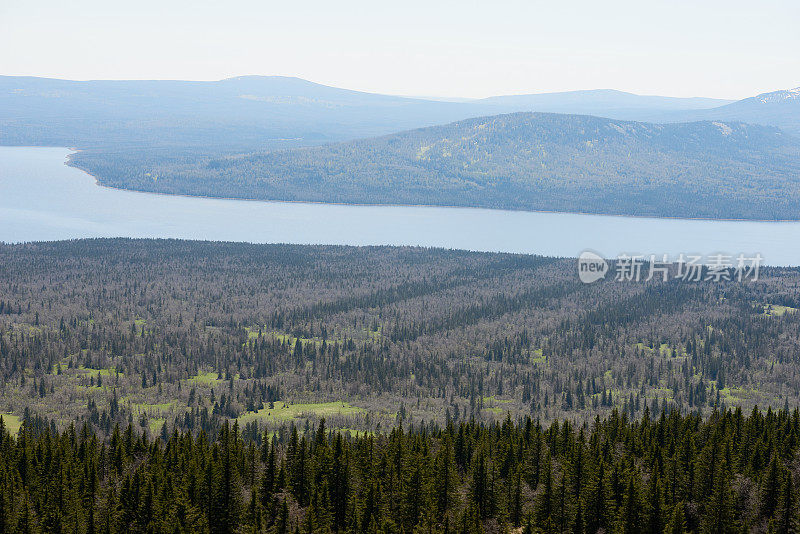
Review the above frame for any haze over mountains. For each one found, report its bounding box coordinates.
[4,75,794,148]
[476,89,732,121]
[3,75,800,219]
[2,75,464,149]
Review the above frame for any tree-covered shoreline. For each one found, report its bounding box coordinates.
[70,113,800,220]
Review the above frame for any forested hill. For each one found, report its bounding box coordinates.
[72,112,800,220]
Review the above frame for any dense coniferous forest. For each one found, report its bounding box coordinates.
[70,114,800,220]
[2,406,800,533]
[1,239,800,438]
[2,239,800,531]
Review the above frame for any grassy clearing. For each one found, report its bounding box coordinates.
[763,304,797,317]
[647,387,674,400]
[481,396,513,417]
[148,418,166,434]
[272,332,325,348]
[128,401,178,434]
[337,428,373,438]
[188,371,221,384]
[245,329,330,350]
[364,326,383,342]
[245,326,268,340]
[483,396,512,404]
[236,401,366,426]
[254,327,381,347]
[719,386,757,403]
[1,414,22,435]
[530,348,546,364]
[129,401,177,414]
[635,342,676,357]
[79,366,123,379]
[133,318,156,335]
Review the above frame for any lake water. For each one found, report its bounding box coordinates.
[2,146,799,265]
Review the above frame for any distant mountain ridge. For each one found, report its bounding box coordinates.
[478,89,731,116]
[71,112,800,220]
[664,86,800,135]
[0,75,466,149]
[0,75,758,149]
[753,87,800,104]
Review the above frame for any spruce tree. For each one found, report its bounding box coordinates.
[664,502,687,534]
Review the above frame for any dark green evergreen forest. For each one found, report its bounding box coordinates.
[2,239,800,532]
[2,407,800,533]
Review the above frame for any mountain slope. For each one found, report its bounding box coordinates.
[664,87,800,135]
[478,89,730,118]
[2,76,797,150]
[700,87,800,133]
[71,112,800,220]
[477,86,800,136]
[0,75,473,148]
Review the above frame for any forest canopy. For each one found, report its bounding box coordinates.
[1,405,799,533]
[2,239,800,438]
[2,239,800,532]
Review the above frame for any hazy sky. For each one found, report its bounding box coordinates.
[1,0,798,99]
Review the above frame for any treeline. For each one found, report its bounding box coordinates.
[70,113,800,220]
[1,406,800,533]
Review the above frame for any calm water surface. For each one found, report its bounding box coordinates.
[2,146,799,265]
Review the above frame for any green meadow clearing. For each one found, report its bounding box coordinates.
[236,401,366,426]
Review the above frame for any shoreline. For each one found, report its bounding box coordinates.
[7,144,800,224]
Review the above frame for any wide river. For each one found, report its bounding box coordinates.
[2,146,799,265]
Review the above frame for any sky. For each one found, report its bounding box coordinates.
[1,0,798,100]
